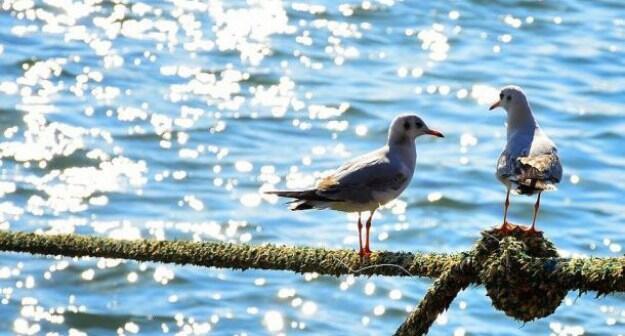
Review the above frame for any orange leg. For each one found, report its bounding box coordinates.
[357,212,364,258]
[363,210,375,256]
[526,192,542,234]
[496,188,512,232]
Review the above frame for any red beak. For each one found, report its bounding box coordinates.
[426,129,444,138]
[489,100,501,110]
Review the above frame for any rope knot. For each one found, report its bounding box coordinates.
[476,228,567,321]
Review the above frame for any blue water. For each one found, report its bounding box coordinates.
[0,0,624,335]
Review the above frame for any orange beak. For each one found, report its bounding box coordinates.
[426,129,444,138]
[489,100,501,110]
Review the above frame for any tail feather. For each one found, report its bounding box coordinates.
[264,189,335,202]
[511,178,558,195]
[264,190,310,199]
[265,189,336,211]
[288,200,315,211]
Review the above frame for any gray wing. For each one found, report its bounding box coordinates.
[498,129,562,193]
[496,149,515,181]
[519,129,562,185]
[517,151,562,184]
[315,148,408,203]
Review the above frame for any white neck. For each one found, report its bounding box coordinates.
[506,103,537,139]
[388,129,409,146]
[388,138,416,170]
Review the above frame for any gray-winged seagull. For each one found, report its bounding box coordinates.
[266,114,444,257]
[490,86,562,233]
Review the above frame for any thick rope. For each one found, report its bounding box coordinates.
[0,230,458,278]
[395,254,475,336]
[2,229,625,335]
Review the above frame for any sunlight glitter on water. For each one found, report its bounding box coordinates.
[1,0,624,334]
[263,310,284,332]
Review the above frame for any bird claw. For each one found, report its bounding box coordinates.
[493,222,542,236]
[494,221,516,234]
[358,248,372,262]
[521,225,542,236]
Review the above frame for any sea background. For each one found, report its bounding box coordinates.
[0,0,624,335]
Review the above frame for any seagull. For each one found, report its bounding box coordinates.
[266,114,444,258]
[490,86,562,233]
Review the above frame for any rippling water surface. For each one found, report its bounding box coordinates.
[1,0,624,335]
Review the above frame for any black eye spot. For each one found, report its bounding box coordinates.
[415,121,423,128]
[499,92,504,100]
[403,121,410,130]
[506,95,511,101]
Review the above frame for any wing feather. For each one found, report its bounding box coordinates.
[512,152,562,192]
[316,148,408,203]
[497,127,562,194]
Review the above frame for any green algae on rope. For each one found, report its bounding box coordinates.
[0,230,458,278]
[395,228,625,335]
[395,255,475,336]
[3,229,625,336]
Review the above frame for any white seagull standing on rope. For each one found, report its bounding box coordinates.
[490,86,562,234]
[266,114,444,258]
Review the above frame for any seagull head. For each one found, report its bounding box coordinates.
[388,114,444,145]
[489,85,529,113]
[489,86,536,129]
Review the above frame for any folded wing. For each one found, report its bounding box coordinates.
[267,148,409,210]
[316,149,407,204]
